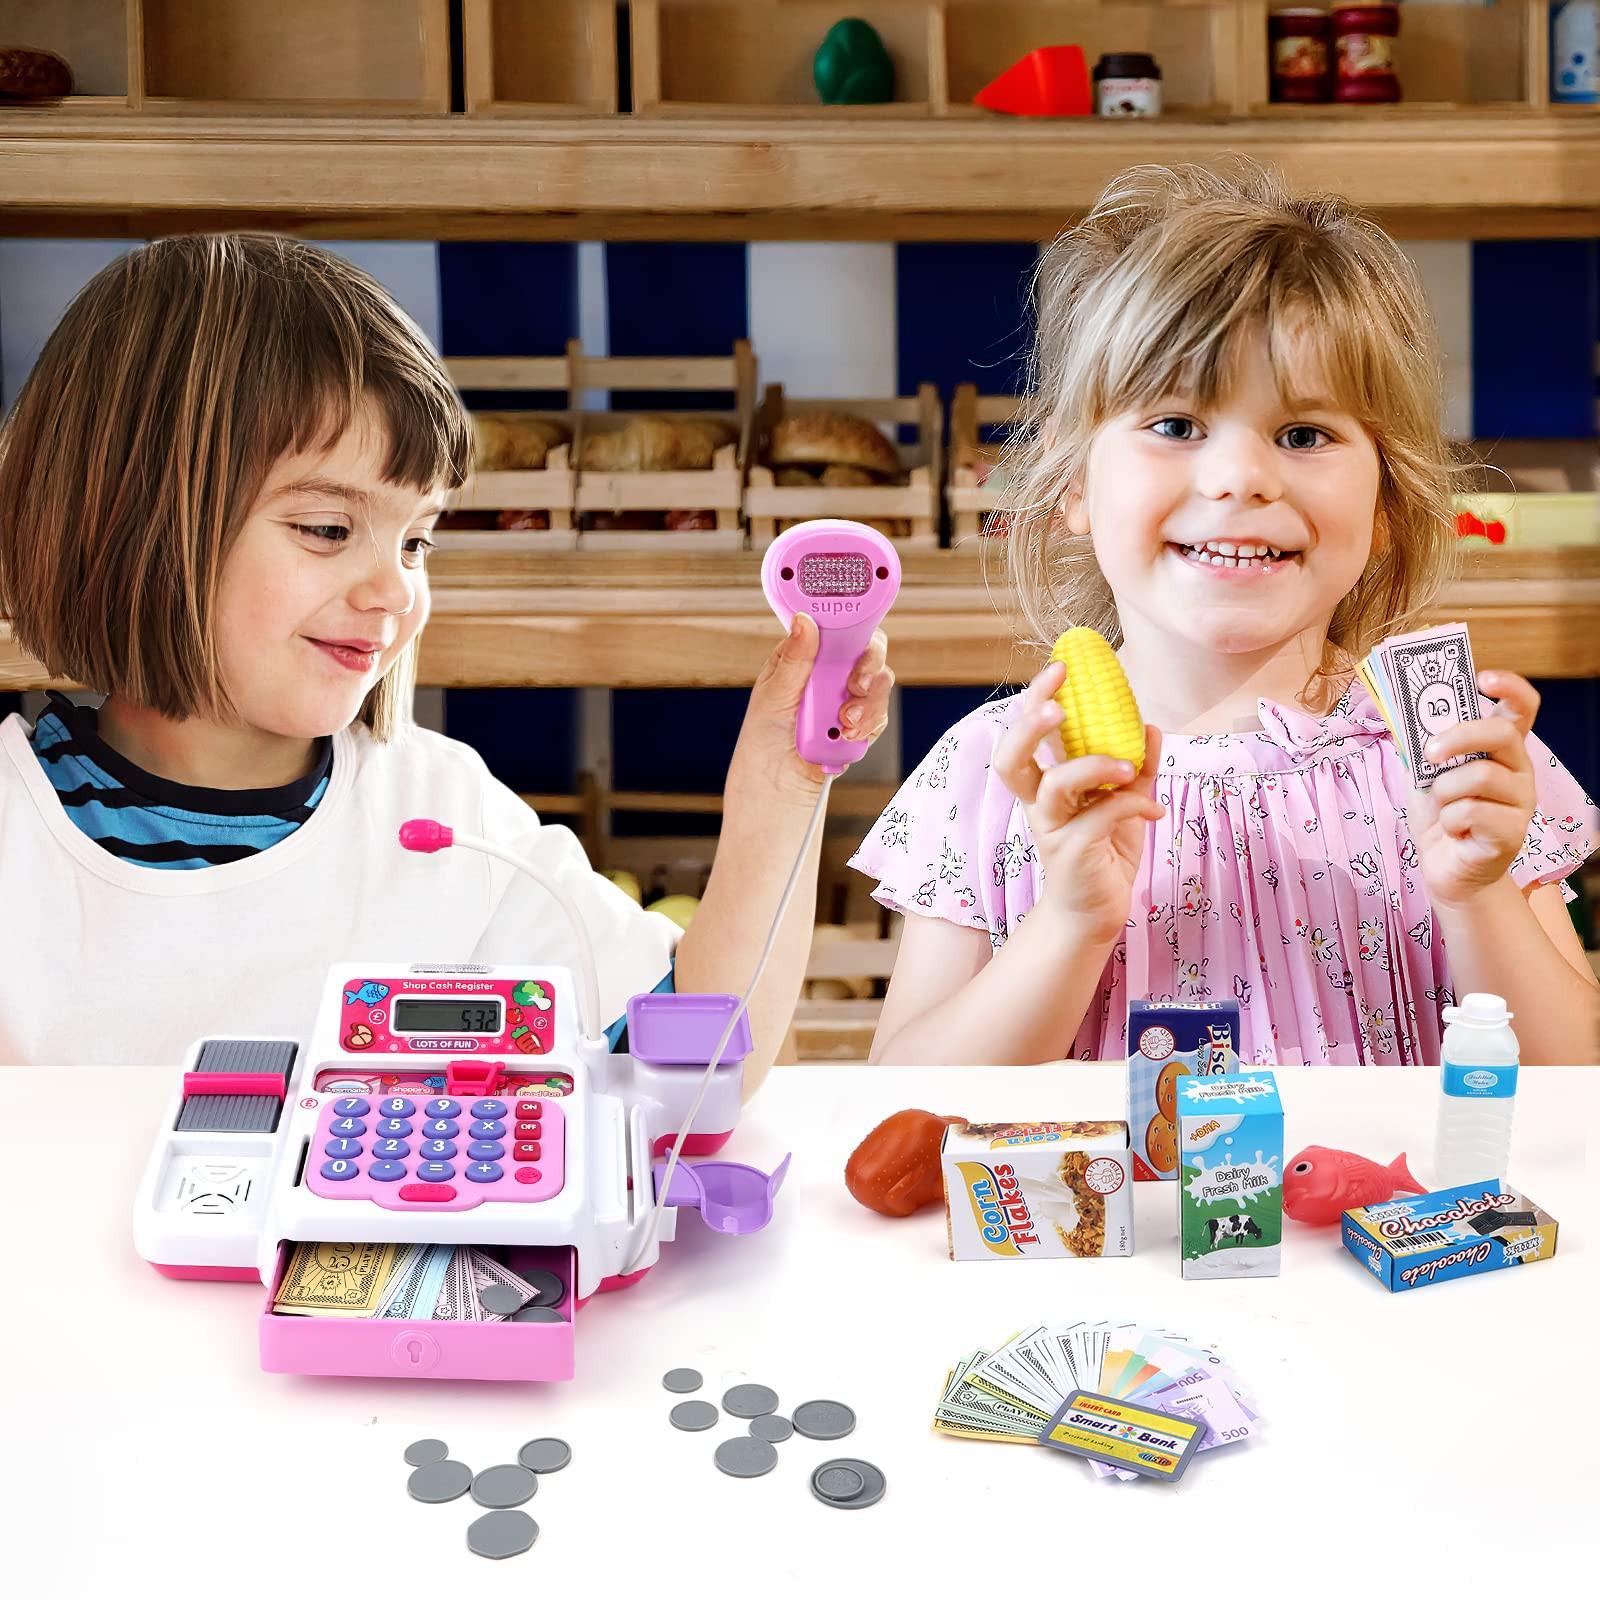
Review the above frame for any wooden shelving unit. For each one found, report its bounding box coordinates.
[6,549,1599,691]
[3,108,1599,240]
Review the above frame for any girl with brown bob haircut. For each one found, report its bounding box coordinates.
[853,163,1597,1069]
[0,235,895,1068]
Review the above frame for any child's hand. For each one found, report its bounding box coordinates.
[994,659,1165,943]
[727,612,893,805]
[1408,670,1539,910]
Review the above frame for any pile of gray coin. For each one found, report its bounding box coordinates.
[664,1368,886,1509]
[405,1435,572,1558]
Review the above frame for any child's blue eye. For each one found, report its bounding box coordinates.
[403,537,436,565]
[294,523,348,543]
[1281,425,1329,450]
[1151,417,1198,441]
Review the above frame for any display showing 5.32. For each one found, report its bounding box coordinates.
[392,998,504,1034]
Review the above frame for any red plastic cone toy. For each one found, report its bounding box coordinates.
[974,45,1092,116]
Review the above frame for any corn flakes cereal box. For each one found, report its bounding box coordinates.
[1341,1181,1558,1292]
[1177,1072,1282,1279]
[1128,1000,1241,1181]
[941,1121,1134,1260]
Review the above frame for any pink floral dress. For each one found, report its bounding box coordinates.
[850,679,1598,1065]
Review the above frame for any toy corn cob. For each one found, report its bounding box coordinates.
[1049,627,1145,773]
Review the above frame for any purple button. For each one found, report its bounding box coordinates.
[377,1118,412,1138]
[380,1097,415,1117]
[424,1098,460,1119]
[320,1158,358,1181]
[372,1137,410,1159]
[369,1160,407,1182]
[333,1097,370,1117]
[420,1139,457,1160]
[423,1119,459,1139]
[470,1119,506,1140]
[465,1161,503,1183]
[468,1140,505,1161]
[471,1099,508,1120]
[329,1116,366,1137]
[324,1137,363,1159]
[417,1160,455,1182]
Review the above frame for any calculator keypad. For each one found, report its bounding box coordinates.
[304,1091,566,1210]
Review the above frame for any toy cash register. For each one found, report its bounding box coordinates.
[133,957,787,1383]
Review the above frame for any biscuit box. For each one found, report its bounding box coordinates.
[1128,1001,1242,1181]
[1176,1072,1283,1279]
[1340,1181,1558,1292]
[942,1121,1134,1260]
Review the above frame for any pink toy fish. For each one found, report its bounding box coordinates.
[1283,1146,1426,1226]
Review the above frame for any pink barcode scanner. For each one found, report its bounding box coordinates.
[760,518,901,775]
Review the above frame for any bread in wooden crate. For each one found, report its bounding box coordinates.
[472,413,571,471]
[579,414,736,472]
[769,412,903,480]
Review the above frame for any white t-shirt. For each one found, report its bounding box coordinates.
[0,714,680,1066]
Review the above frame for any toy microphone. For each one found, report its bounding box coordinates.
[760,519,901,775]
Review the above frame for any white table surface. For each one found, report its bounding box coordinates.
[4,1063,1596,1594]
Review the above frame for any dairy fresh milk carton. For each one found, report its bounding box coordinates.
[942,1121,1134,1260]
[1127,1000,1241,1181]
[1176,1072,1282,1279]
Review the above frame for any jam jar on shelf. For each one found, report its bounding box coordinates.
[1269,8,1332,104]
[1331,3,1401,103]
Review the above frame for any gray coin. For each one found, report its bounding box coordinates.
[521,1269,567,1307]
[810,1458,886,1510]
[467,1509,539,1560]
[722,1384,779,1419]
[749,1414,793,1443]
[792,1400,856,1440]
[517,1437,572,1474]
[511,1305,564,1323]
[407,1460,473,1503]
[403,1438,449,1467]
[669,1400,719,1432]
[714,1437,779,1479]
[479,1283,529,1317]
[471,1464,538,1508]
[662,1368,703,1393]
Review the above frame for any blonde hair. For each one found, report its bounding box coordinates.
[997,162,1458,699]
[0,233,471,740]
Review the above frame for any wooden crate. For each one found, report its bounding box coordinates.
[631,0,944,116]
[572,339,757,553]
[443,349,579,553]
[747,383,943,549]
[0,0,136,110]
[947,383,1023,547]
[136,0,450,114]
[943,0,1240,116]
[462,0,617,116]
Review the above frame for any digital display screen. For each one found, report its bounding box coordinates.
[392,998,503,1035]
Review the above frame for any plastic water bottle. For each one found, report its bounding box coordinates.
[1434,993,1520,1188]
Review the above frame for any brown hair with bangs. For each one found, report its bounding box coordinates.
[0,233,472,740]
[997,162,1458,702]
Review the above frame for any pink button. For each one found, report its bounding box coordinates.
[514,1142,542,1161]
[399,1183,457,1202]
[516,1101,541,1118]
[515,1167,542,1184]
[515,1121,541,1139]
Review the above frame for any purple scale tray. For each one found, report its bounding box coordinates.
[626,992,752,1067]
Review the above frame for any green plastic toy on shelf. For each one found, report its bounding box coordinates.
[813,18,896,104]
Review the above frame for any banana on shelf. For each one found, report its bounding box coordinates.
[1049,628,1145,773]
